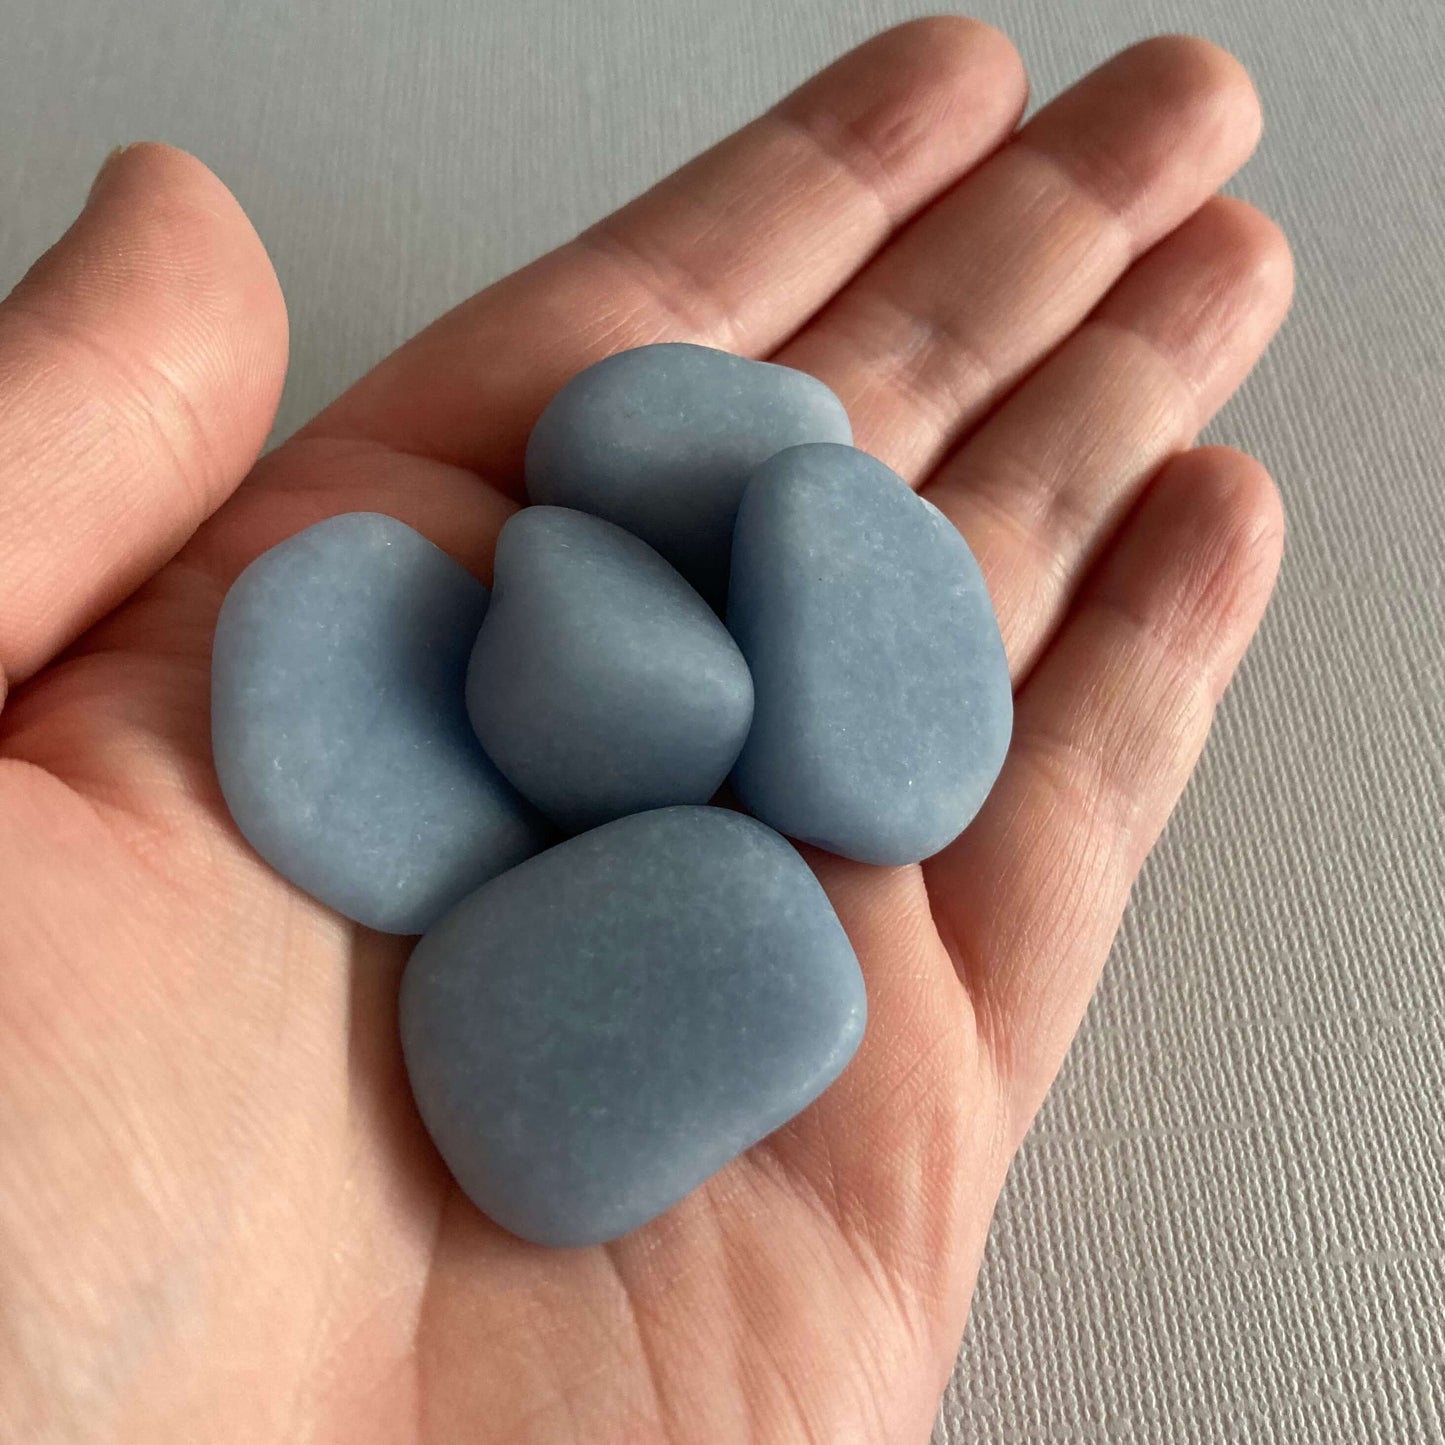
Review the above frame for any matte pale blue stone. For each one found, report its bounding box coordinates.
[399,806,866,1247]
[211,513,549,934]
[525,342,852,605]
[467,506,754,833]
[728,444,1013,866]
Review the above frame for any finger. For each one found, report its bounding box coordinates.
[777,35,1264,481]
[927,447,1284,1140]
[0,143,288,694]
[928,195,1293,679]
[306,17,1027,487]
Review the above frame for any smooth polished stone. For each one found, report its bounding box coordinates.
[212,513,549,934]
[399,806,866,1247]
[467,507,753,833]
[525,342,852,605]
[728,443,1013,866]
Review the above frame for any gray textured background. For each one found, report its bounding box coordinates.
[3,0,1442,1440]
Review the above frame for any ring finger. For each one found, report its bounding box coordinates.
[928,192,1294,681]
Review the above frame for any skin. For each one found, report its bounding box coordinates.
[0,19,1292,1445]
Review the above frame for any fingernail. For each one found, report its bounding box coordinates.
[86,144,131,203]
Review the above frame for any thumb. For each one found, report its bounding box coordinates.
[0,143,288,697]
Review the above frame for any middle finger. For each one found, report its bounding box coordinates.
[775,35,1263,481]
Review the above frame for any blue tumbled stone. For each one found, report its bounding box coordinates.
[399,805,866,1247]
[467,506,753,833]
[211,512,549,934]
[525,342,851,605]
[728,444,1013,866]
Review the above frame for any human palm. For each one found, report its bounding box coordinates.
[0,20,1291,1444]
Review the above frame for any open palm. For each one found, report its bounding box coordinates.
[0,20,1291,1444]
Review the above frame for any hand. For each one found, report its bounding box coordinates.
[0,19,1290,1443]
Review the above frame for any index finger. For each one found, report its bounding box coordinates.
[305,17,1027,489]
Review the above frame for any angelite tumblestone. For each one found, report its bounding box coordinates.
[525,342,851,606]
[211,513,549,934]
[728,443,1013,867]
[467,506,753,833]
[399,806,866,1247]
